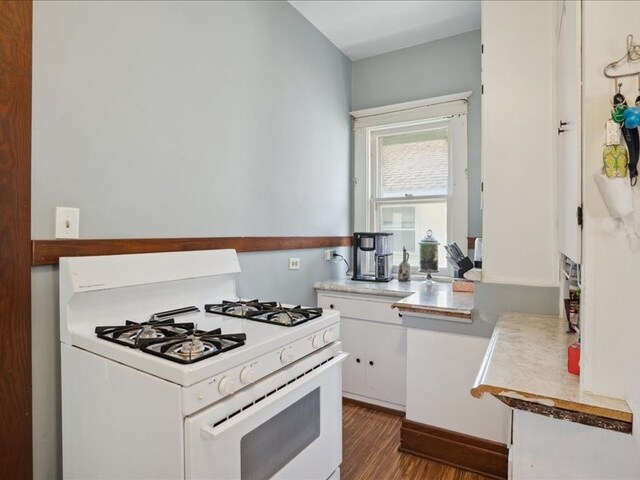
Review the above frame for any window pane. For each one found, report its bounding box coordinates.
[378,202,448,269]
[379,128,448,198]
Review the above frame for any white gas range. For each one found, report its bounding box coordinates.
[59,249,345,480]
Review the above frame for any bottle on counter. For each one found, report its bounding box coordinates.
[398,246,411,282]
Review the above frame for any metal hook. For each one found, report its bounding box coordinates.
[618,82,623,94]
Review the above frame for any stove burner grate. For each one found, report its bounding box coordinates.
[95,319,196,348]
[206,300,322,327]
[204,300,278,318]
[246,305,323,327]
[138,328,247,364]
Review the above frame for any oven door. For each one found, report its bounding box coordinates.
[185,352,347,480]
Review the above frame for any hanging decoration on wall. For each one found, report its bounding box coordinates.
[611,82,639,184]
[594,36,640,239]
[603,35,640,80]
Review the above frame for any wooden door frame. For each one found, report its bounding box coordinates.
[0,1,33,478]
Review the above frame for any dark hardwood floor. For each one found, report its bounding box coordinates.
[342,401,493,480]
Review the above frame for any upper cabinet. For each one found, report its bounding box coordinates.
[555,0,582,263]
[481,1,558,286]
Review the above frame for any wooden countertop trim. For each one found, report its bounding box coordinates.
[31,236,353,266]
[493,395,632,434]
[392,302,472,320]
[471,384,632,424]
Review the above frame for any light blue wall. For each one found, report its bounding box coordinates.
[33,1,351,239]
[31,1,351,477]
[351,30,483,237]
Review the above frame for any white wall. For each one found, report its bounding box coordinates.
[580,0,640,449]
[31,1,352,477]
[406,329,509,443]
[512,410,640,479]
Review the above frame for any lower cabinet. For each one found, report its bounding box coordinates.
[341,318,406,408]
[317,292,406,410]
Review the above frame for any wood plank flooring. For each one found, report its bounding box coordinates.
[342,401,493,480]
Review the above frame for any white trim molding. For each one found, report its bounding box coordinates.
[353,93,469,271]
[351,91,472,128]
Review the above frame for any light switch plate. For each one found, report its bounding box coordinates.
[55,207,80,239]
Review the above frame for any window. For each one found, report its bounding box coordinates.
[352,93,469,276]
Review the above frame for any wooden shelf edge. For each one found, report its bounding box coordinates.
[31,236,353,266]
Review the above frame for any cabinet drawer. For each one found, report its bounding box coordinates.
[317,293,401,325]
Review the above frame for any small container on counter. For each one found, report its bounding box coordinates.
[568,342,580,375]
[419,230,439,281]
[398,246,411,282]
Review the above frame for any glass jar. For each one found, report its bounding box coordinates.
[419,230,439,273]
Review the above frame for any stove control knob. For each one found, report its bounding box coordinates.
[323,329,335,344]
[280,349,293,365]
[218,377,236,396]
[312,335,323,349]
[240,367,256,385]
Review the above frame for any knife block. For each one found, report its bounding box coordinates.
[454,256,474,278]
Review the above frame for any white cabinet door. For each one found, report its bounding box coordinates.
[339,318,368,397]
[317,292,407,408]
[555,0,582,263]
[481,0,557,286]
[365,322,406,406]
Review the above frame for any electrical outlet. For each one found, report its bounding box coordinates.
[324,249,336,261]
[288,257,300,270]
[55,207,80,239]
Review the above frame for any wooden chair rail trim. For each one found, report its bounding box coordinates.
[32,236,353,266]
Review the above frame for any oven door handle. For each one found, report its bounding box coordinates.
[200,352,348,440]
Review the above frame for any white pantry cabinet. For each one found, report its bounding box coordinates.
[317,292,406,410]
[481,0,557,287]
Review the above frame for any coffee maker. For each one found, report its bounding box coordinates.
[352,232,393,282]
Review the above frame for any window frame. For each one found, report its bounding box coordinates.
[352,93,470,277]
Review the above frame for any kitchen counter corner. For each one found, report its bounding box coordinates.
[471,312,632,433]
[314,278,473,322]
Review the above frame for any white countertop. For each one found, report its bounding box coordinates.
[314,278,473,320]
[471,312,632,423]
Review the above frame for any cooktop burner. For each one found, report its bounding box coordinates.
[205,301,322,327]
[95,305,247,364]
[246,306,323,327]
[95,319,196,348]
[204,300,277,318]
[138,328,247,364]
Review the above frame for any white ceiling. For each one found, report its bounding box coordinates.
[288,0,481,61]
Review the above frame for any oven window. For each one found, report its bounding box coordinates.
[241,388,320,480]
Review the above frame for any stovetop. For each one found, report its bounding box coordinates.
[94,300,323,364]
[89,300,333,375]
[204,300,323,327]
[95,314,247,365]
